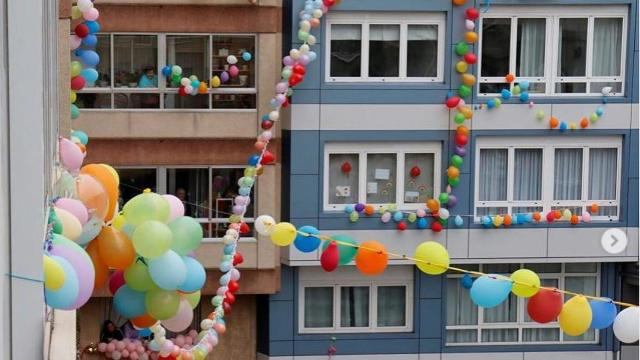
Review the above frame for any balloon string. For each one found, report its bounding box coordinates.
[296,230,638,308]
[6,273,44,283]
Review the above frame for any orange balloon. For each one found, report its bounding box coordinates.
[580,117,589,128]
[447,166,460,179]
[465,31,478,43]
[355,241,388,276]
[460,106,473,119]
[426,199,440,212]
[549,117,559,128]
[505,73,515,83]
[590,203,599,214]
[503,214,512,226]
[87,240,109,290]
[452,0,466,5]
[254,141,267,151]
[456,125,469,136]
[570,215,579,225]
[77,174,109,220]
[532,212,541,222]
[364,205,375,216]
[132,314,157,328]
[77,144,87,153]
[96,226,136,270]
[81,164,119,221]
[554,210,562,219]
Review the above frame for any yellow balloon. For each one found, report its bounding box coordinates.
[112,213,126,230]
[70,91,77,103]
[559,296,592,336]
[270,222,297,246]
[414,241,449,275]
[510,269,540,297]
[43,255,65,290]
[461,73,476,86]
[71,6,82,20]
[455,61,468,73]
[492,215,504,227]
[211,76,221,88]
[465,31,478,44]
[54,207,83,241]
[100,164,120,186]
[460,106,473,119]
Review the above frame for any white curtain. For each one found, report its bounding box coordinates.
[592,18,622,76]
[518,18,546,77]
[369,25,400,41]
[514,149,542,201]
[589,148,617,200]
[304,287,333,328]
[408,25,437,40]
[479,149,508,201]
[446,278,477,343]
[554,149,583,200]
[331,24,362,40]
[377,286,406,327]
[340,287,369,327]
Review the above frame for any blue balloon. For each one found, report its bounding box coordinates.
[344,204,354,214]
[44,256,79,310]
[524,213,533,223]
[511,214,519,225]
[223,244,235,255]
[482,216,492,228]
[308,51,317,62]
[71,130,89,145]
[487,99,496,109]
[248,154,260,166]
[84,20,100,33]
[261,114,270,121]
[559,121,568,132]
[148,340,160,352]
[393,211,404,223]
[161,66,172,77]
[596,107,605,117]
[75,215,102,245]
[417,217,428,229]
[179,256,206,293]
[239,187,251,196]
[519,92,529,102]
[80,68,99,84]
[82,34,98,47]
[294,225,321,252]
[219,273,230,286]
[454,215,464,227]
[74,49,84,57]
[470,274,513,308]
[461,274,474,289]
[242,52,252,62]
[113,284,146,318]
[519,80,530,90]
[148,250,187,290]
[589,299,617,329]
[500,89,512,100]
[138,328,152,337]
[80,50,100,67]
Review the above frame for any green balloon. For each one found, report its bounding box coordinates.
[439,218,448,225]
[123,192,170,226]
[455,42,469,56]
[132,220,172,259]
[458,85,471,98]
[71,104,80,120]
[407,213,417,223]
[70,61,82,77]
[349,211,359,223]
[49,208,63,235]
[281,68,292,80]
[322,235,358,265]
[124,261,154,292]
[439,192,449,204]
[451,155,464,168]
[145,288,180,320]
[454,113,466,125]
[448,177,460,187]
[169,216,204,256]
[184,290,201,309]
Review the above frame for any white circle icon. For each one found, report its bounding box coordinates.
[601,228,628,254]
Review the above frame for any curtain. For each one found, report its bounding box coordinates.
[330,24,362,77]
[329,153,359,205]
[592,18,622,76]
[554,149,583,200]
[407,25,438,77]
[377,286,406,327]
[446,278,477,343]
[514,149,542,201]
[340,287,369,327]
[517,18,546,77]
[369,25,400,77]
[369,24,400,41]
[557,18,588,76]
[479,149,508,201]
[304,287,333,328]
[589,148,617,200]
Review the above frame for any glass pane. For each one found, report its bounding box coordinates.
[446,278,478,325]
[404,153,434,203]
[377,286,406,327]
[480,83,509,94]
[481,18,511,77]
[330,24,362,77]
[212,94,256,109]
[211,168,254,238]
[555,82,587,94]
[366,153,397,204]
[516,82,546,93]
[93,34,111,88]
[517,18,546,77]
[340,286,369,327]
[479,149,508,201]
[512,206,543,214]
[166,35,209,87]
[484,293,517,323]
[565,329,596,342]
[76,93,111,109]
[484,264,520,274]
[446,330,477,343]
[481,329,518,343]
[164,94,209,109]
[524,263,562,273]
[595,206,617,217]
[305,287,333,328]
[592,18,623,76]
[166,168,209,219]
[554,149,583,200]
[407,25,438,77]
[212,35,255,88]
[565,263,597,273]
[565,276,597,302]
[589,148,617,200]
[113,35,158,88]
[477,207,508,217]
[116,168,157,205]
[514,149,542,201]
[558,18,588,76]
[369,25,400,77]
[328,153,359,205]
[523,328,560,342]
[591,82,622,94]
[114,93,160,109]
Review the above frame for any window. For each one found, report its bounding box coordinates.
[474,137,621,221]
[446,263,600,345]
[324,142,441,211]
[299,266,413,333]
[76,33,256,110]
[326,12,445,82]
[478,6,626,96]
[115,166,255,239]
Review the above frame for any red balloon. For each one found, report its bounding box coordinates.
[341,161,352,174]
[239,222,251,235]
[228,280,240,293]
[446,96,461,109]
[431,221,443,232]
[288,73,304,86]
[261,120,274,130]
[464,53,477,65]
[323,0,336,6]
[75,24,90,38]
[233,252,244,266]
[454,134,468,146]
[178,86,187,96]
[224,291,236,305]
[108,270,125,295]
[466,8,480,21]
[546,211,555,223]
[71,76,86,91]
[320,241,339,272]
[281,97,290,108]
[292,64,306,75]
[410,166,421,178]
[223,301,232,315]
[397,221,407,231]
[260,150,276,165]
[527,289,563,323]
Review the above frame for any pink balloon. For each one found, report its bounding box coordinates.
[126,343,136,352]
[83,7,99,21]
[55,198,89,224]
[121,350,130,358]
[70,35,82,50]
[105,352,113,359]
[136,346,145,354]
[59,137,85,172]
[162,195,185,221]
[161,300,193,332]
[130,352,139,360]
[116,341,125,351]
[48,239,94,309]
[229,65,239,78]
[98,343,108,352]
[275,82,288,94]
[106,343,116,353]
[582,211,592,223]
[174,334,185,347]
[282,56,295,66]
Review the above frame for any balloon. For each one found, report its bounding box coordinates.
[76,215,103,246]
[161,299,193,332]
[414,241,449,275]
[70,61,82,77]
[589,299,617,329]
[77,174,109,220]
[148,250,187,290]
[43,255,66,290]
[81,164,119,221]
[80,50,100,67]
[320,241,339,272]
[132,220,172,259]
[426,199,439,212]
[49,234,94,308]
[242,52,252,61]
[160,195,184,221]
[59,137,85,171]
[168,216,203,256]
[445,96,461,109]
[124,261,154,292]
[461,274,474,289]
[55,198,89,225]
[270,222,297,246]
[455,61,468,73]
[97,227,136,269]
[179,256,206,293]
[109,270,126,295]
[464,31,478,43]
[255,215,276,236]
[123,192,170,226]
[461,73,476,86]
[132,314,157,329]
[322,235,358,265]
[613,306,639,343]
[454,42,468,56]
[86,240,108,290]
[470,275,512,308]
[454,215,464,227]
[466,7,480,20]
[438,208,450,220]
[184,290,201,309]
[54,207,83,241]
[293,225,321,252]
[510,269,540,298]
[114,285,147,319]
[527,289,563,323]
[145,288,180,320]
[355,241,388,276]
[559,296,592,336]
[44,256,79,309]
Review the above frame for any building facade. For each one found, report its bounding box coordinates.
[259,0,639,359]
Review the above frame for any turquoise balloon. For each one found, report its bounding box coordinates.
[470,274,512,308]
[148,250,186,290]
[589,298,617,329]
[75,215,102,246]
[322,234,358,265]
[71,130,89,145]
[80,68,99,84]
[44,256,79,309]
[179,256,206,293]
[70,104,80,120]
[113,284,146,319]
[242,52,252,61]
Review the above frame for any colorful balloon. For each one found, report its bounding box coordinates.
[613,306,639,343]
[510,269,540,298]
[132,220,173,259]
[178,256,206,293]
[527,289,563,323]
[589,298,617,329]
[320,241,339,272]
[414,241,449,275]
[559,296,592,336]
[97,226,136,269]
[124,261,154,292]
[270,222,297,246]
[54,207,83,241]
[77,174,109,220]
[161,299,193,332]
[148,250,187,290]
[123,192,170,226]
[470,274,512,308]
[44,256,79,309]
[355,241,388,276]
[145,288,180,321]
[168,216,203,256]
[323,235,358,265]
[43,255,66,291]
[114,285,147,319]
[293,225,321,252]
[86,239,109,290]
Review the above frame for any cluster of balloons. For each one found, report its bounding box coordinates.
[546,106,605,131]
[343,203,465,231]
[480,208,595,228]
[96,338,151,360]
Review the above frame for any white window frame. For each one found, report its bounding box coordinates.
[325,12,445,83]
[477,5,627,97]
[446,263,601,346]
[473,136,621,222]
[77,32,258,111]
[115,165,256,243]
[298,266,414,334]
[323,142,441,212]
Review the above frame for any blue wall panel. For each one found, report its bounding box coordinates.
[290,131,320,175]
[290,174,320,218]
[419,299,443,339]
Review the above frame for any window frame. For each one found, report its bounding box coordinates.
[473,136,622,222]
[445,263,601,346]
[77,32,258,111]
[298,266,414,334]
[477,5,627,97]
[323,142,442,212]
[325,12,445,83]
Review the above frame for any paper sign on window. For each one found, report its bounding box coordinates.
[367,182,378,194]
[335,186,351,197]
[404,191,419,203]
[375,169,390,180]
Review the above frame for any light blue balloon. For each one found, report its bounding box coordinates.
[393,211,404,222]
[470,274,513,308]
[75,215,102,246]
[511,214,519,225]
[239,187,251,196]
[308,51,317,62]
[121,223,136,238]
[559,121,568,132]
[417,217,428,229]
[148,250,187,290]
[191,79,200,89]
[294,225,321,252]
[589,298,617,329]
[70,104,80,120]
[487,99,496,109]
[82,34,98,47]
[519,92,530,103]
[454,215,464,227]
[148,340,160,352]
[223,244,235,255]
[500,89,512,100]
[179,256,206,293]
[84,20,100,34]
[80,68,99,84]
[219,273,230,286]
[242,52,252,62]
[45,256,79,309]
[71,130,89,145]
[596,107,605,117]
[113,284,146,318]
[519,80,530,90]
[344,204,354,214]
[482,216,492,228]
[219,260,231,273]
[80,50,100,67]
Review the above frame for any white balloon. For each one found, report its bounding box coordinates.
[255,215,276,236]
[161,300,193,332]
[438,208,450,220]
[180,77,191,87]
[465,19,475,31]
[77,0,93,12]
[227,55,238,65]
[613,307,639,343]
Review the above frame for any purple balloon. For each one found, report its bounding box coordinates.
[276,94,287,104]
[355,203,365,212]
[447,194,458,208]
[275,82,289,94]
[220,71,230,83]
[299,54,311,66]
[232,205,245,215]
[283,56,295,66]
[49,235,95,309]
[454,146,467,157]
